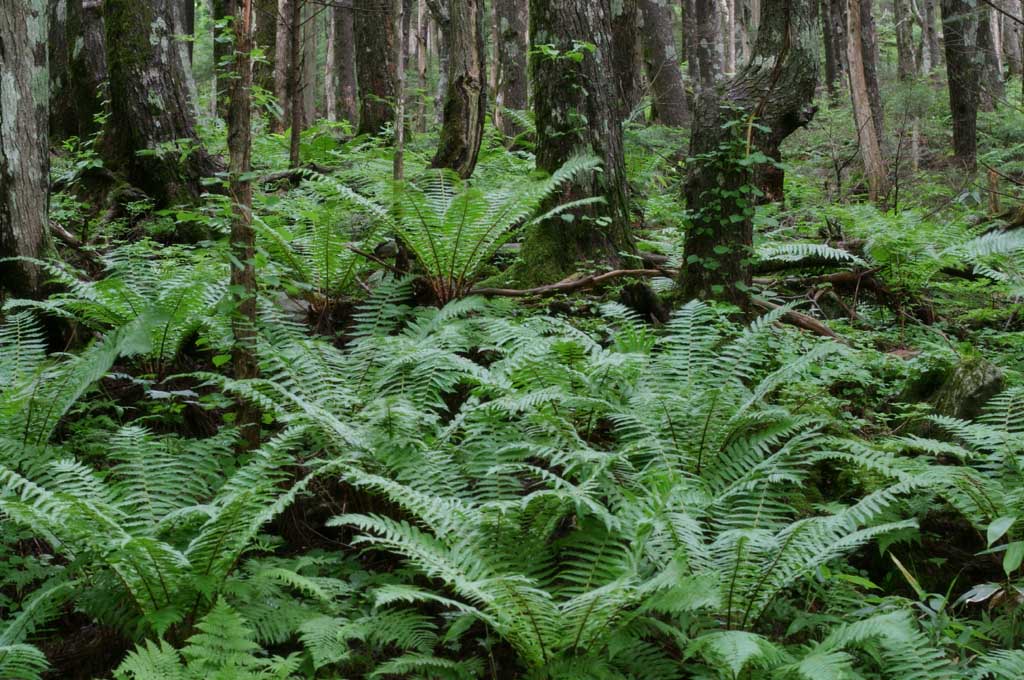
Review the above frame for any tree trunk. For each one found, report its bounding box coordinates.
[301,0,317,126]
[226,0,260,451]
[640,0,690,126]
[694,0,723,93]
[895,0,918,80]
[680,0,818,308]
[356,0,398,135]
[336,1,358,125]
[183,0,196,63]
[978,5,1004,110]
[941,0,980,169]
[103,0,220,206]
[254,0,277,95]
[726,0,737,73]
[520,0,635,285]
[859,0,884,140]
[1003,0,1023,77]
[326,4,337,120]
[287,0,303,165]
[823,0,848,97]
[274,0,293,131]
[0,0,52,300]
[394,0,406,179]
[213,0,231,117]
[848,0,888,201]
[494,0,528,137]
[417,0,430,131]
[49,0,108,141]
[924,0,942,72]
[433,12,450,124]
[431,0,486,178]
[610,0,645,118]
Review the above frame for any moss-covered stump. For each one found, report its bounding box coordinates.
[930,357,1004,421]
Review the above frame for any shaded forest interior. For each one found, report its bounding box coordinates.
[4,0,1024,677]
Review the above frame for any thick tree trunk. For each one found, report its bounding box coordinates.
[520,0,635,285]
[254,0,277,95]
[49,0,108,141]
[301,0,317,126]
[336,1,358,125]
[848,0,888,201]
[693,0,723,92]
[859,0,884,140]
[103,0,220,206]
[416,0,430,131]
[274,0,293,131]
[1003,0,1023,77]
[941,0,980,169]
[610,0,645,118]
[431,0,486,178]
[978,5,1005,110]
[183,0,196,63]
[640,0,690,126]
[494,0,528,137]
[680,0,818,308]
[924,0,942,71]
[433,12,450,124]
[823,0,848,97]
[326,5,337,120]
[356,0,398,135]
[226,0,260,450]
[1,0,52,299]
[213,0,231,117]
[895,0,918,80]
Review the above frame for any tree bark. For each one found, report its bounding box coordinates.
[1003,0,1023,77]
[394,0,406,179]
[226,0,260,450]
[49,0,108,141]
[693,0,723,93]
[859,0,884,140]
[520,0,635,284]
[431,0,486,178]
[1,0,52,299]
[274,0,293,131]
[356,0,398,135]
[301,0,317,126]
[978,4,1005,110]
[895,0,918,80]
[680,0,818,308]
[494,0,528,137]
[335,0,358,125]
[941,0,980,169]
[103,0,220,206]
[287,0,302,165]
[823,0,848,97]
[610,0,645,118]
[213,0,231,117]
[254,0,277,95]
[923,0,942,72]
[848,0,888,201]
[640,0,690,126]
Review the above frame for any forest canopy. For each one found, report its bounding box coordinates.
[2,0,1024,677]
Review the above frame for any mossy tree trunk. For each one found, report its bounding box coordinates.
[640,0,690,126]
[895,0,918,81]
[519,0,635,285]
[977,4,1005,110]
[940,0,980,170]
[329,0,358,125]
[356,0,398,135]
[680,0,818,308]
[494,0,528,137]
[1,0,52,299]
[430,0,486,178]
[102,0,221,206]
[49,0,108,141]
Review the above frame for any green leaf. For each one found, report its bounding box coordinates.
[1004,542,1024,576]
[212,354,232,368]
[988,516,1016,547]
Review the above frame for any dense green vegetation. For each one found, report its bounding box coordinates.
[3,0,1024,677]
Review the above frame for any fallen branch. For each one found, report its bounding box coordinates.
[751,297,849,344]
[471,269,671,297]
